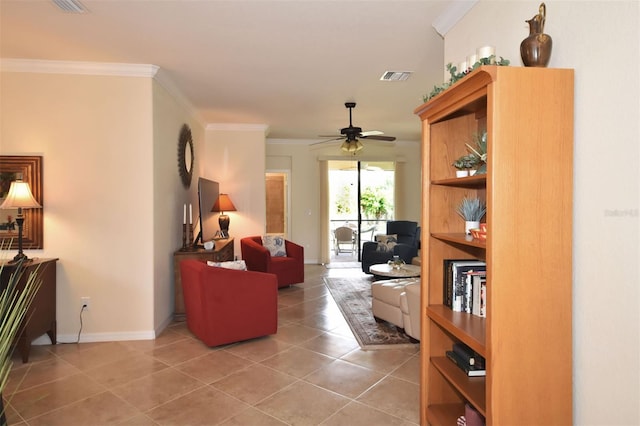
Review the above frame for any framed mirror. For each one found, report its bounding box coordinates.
[0,156,43,250]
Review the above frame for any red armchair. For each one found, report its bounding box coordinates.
[240,236,304,288]
[179,260,278,347]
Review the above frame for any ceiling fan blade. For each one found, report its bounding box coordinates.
[360,130,384,137]
[310,137,343,146]
[361,135,396,142]
[318,134,343,138]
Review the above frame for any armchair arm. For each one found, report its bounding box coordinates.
[362,241,379,255]
[240,237,271,272]
[285,239,304,260]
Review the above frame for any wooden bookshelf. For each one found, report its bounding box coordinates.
[415,66,574,425]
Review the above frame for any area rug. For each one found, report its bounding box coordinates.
[324,276,418,350]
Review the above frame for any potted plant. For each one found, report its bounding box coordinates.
[452,154,479,177]
[456,197,486,234]
[466,130,488,174]
[0,252,42,425]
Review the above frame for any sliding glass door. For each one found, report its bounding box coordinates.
[328,160,395,261]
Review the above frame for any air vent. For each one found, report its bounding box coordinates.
[380,71,412,81]
[52,0,87,13]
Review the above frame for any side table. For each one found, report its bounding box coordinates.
[173,238,234,321]
[0,258,58,363]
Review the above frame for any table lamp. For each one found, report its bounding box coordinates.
[212,194,236,238]
[0,180,42,262]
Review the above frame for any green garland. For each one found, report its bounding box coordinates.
[423,56,511,103]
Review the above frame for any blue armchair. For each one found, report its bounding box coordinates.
[361,221,421,274]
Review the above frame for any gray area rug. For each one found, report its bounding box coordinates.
[324,276,418,350]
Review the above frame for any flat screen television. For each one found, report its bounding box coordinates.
[194,177,220,245]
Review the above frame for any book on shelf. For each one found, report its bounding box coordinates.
[453,342,485,369]
[466,270,486,317]
[465,403,486,426]
[443,259,486,312]
[446,350,486,377]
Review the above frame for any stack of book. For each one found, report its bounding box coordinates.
[446,342,486,377]
[443,259,486,317]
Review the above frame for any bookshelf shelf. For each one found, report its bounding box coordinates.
[427,305,485,355]
[432,357,486,415]
[415,66,574,425]
[431,233,486,250]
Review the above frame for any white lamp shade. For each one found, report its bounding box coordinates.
[0,180,41,209]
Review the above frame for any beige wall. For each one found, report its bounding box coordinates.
[203,125,268,256]
[265,140,422,263]
[1,70,156,339]
[445,1,639,424]
[0,64,202,341]
[152,78,205,331]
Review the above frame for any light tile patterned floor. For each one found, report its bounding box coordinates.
[4,264,419,425]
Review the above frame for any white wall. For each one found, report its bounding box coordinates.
[445,1,639,424]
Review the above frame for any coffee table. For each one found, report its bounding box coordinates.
[369,263,421,279]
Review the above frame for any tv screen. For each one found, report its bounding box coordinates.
[195,177,220,244]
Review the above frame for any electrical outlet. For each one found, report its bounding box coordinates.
[81,297,90,310]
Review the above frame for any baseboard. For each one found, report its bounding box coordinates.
[32,314,174,345]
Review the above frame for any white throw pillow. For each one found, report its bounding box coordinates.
[375,234,398,252]
[207,260,247,270]
[262,235,287,257]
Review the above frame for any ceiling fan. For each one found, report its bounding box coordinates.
[313,102,396,153]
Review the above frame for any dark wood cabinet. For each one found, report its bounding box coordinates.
[173,238,234,321]
[1,258,58,363]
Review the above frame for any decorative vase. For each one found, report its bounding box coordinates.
[456,170,469,178]
[520,3,552,67]
[465,221,480,235]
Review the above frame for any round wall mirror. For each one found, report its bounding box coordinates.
[178,124,194,188]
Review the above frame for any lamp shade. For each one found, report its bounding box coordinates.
[0,180,41,210]
[211,194,236,213]
[341,139,363,153]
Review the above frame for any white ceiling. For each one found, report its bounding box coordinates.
[0,0,467,141]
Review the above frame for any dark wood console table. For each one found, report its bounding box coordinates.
[173,238,234,321]
[0,258,58,363]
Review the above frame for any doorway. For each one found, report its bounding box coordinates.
[265,171,290,237]
[328,160,395,261]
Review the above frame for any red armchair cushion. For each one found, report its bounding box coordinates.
[179,260,278,347]
[240,236,304,287]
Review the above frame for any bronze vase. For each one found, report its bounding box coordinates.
[520,3,552,67]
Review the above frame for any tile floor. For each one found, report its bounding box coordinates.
[3,264,420,426]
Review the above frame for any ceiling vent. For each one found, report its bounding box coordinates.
[380,71,412,81]
[52,0,87,13]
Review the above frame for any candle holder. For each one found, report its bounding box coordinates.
[188,224,194,248]
[181,223,188,250]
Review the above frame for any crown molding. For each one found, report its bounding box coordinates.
[0,58,159,77]
[1,58,206,127]
[432,0,478,37]
[207,123,270,135]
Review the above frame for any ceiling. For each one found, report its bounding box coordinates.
[1,0,466,141]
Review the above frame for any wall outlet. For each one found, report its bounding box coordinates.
[81,297,90,311]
